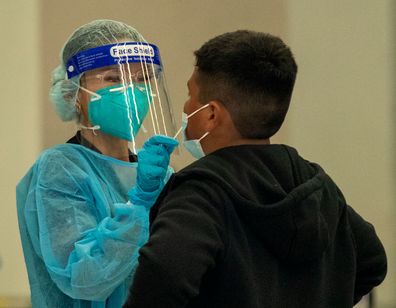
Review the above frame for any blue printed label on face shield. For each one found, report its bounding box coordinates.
[66,42,161,79]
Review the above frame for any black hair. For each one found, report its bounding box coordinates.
[194,30,297,139]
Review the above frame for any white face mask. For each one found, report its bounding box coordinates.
[176,104,210,159]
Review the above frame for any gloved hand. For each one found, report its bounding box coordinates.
[128,135,179,208]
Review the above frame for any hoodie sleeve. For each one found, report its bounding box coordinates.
[123,177,227,308]
[347,206,387,304]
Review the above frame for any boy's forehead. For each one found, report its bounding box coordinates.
[189,68,198,83]
[189,69,202,91]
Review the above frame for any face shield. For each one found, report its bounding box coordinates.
[66,42,176,153]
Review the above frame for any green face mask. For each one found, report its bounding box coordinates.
[88,84,151,141]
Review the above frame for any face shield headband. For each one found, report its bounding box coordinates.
[65,42,177,153]
[65,42,161,79]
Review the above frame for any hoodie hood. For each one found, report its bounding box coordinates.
[175,144,344,264]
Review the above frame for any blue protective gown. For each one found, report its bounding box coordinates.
[16,143,171,308]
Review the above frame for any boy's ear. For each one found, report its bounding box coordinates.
[205,100,241,139]
[204,100,223,131]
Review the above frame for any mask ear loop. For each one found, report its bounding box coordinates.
[198,131,210,142]
[173,103,210,138]
[75,101,82,114]
[79,124,101,135]
[71,80,101,101]
[70,80,101,135]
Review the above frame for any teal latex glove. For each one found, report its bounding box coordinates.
[128,135,178,208]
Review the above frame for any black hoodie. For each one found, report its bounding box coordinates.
[125,144,387,308]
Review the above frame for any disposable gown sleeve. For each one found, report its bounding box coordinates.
[124,178,227,308]
[24,150,152,301]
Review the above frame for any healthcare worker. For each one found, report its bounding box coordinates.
[16,19,178,308]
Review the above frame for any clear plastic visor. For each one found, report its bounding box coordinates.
[77,55,176,153]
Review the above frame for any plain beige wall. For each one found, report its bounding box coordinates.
[286,1,395,306]
[0,0,40,302]
[0,0,394,307]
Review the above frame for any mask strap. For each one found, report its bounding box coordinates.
[198,131,210,142]
[71,80,101,101]
[70,80,102,134]
[173,103,211,138]
[187,103,210,119]
[79,124,101,136]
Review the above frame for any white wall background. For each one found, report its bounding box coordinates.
[0,1,394,307]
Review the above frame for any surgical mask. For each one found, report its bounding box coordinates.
[177,104,210,159]
[80,83,151,141]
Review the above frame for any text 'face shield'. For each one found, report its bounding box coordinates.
[66,42,176,152]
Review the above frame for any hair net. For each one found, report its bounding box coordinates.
[49,19,145,122]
